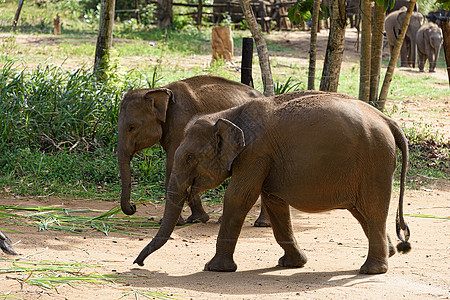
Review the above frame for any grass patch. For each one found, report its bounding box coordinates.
[0,201,164,235]
[0,257,174,299]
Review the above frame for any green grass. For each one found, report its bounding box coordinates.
[0,257,174,298]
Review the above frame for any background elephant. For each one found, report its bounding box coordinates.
[346,0,360,29]
[385,6,424,68]
[416,22,443,72]
[386,0,418,15]
[117,75,270,226]
[134,91,411,275]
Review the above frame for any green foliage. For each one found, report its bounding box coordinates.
[274,77,304,95]
[288,0,328,26]
[435,0,450,11]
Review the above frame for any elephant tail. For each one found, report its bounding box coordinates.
[391,122,412,254]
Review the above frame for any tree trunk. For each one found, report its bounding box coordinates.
[157,0,173,28]
[240,0,274,96]
[308,0,321,90]
[93,0,116,81]
[319,0,347,92]
[441,19,450,87]
[378,0,416,110]
[369,2,385,103]
[358,0,371,102]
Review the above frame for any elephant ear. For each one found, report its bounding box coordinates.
[214,118,245,172]
[144,88,174,123]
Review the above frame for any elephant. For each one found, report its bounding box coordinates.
[117,75,271,226]
[386,0,418,15]
[346,0,360,29]
[133,91,412,275]
[385,6,424,68]
[416,22,443,72]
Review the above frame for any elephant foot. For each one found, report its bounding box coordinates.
[277,251,307,268]
[254,214,271,227]
[419,69,424,72]
[359,257,388,274]
[429,69,436,73]
[388,243,396,257]
[186,211,210,223]
[204,254,237,272]
[159,216,186,226]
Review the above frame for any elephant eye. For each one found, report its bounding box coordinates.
[186,153,193,162]
[128,125,135,132]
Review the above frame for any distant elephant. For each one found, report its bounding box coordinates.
[117,75,271,226]
[416,22,443,72]
[386,0,418,15]
[133,91,412,275]
[346,0,359,29]
[385,6,424,67]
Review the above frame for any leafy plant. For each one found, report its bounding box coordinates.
[274,77,304,95]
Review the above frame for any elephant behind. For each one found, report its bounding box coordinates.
[385,6,424,68]
[117,75,269,226]
[416,22,443,72]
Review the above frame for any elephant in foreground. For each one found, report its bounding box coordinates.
[416,22,443,72]
[133,91,412,274]
[385,6,424,68]
[117,75,270,226]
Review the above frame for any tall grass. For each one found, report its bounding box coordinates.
[0,60,167,199]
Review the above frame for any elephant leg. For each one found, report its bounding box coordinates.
[400,42,409,67]
[429,48,437,72]
[417,51,425,72]
[204,180,261,272]
[186,195,210,223]
[349,207,395,258]
[254,201,271,227]
[352,192,391,274]
[261,192,307,268]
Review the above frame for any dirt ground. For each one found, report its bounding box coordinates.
[1,28,449,299]
[1,180,449,299]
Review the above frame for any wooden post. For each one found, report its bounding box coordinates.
[212,26,233,61]
[259,2,266,32]
[12,0,25,31]
[197,0,203,27]
[53,14,61,35]
[241,37,254,87]
[441,19,450,87]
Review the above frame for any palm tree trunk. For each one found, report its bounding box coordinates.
[319,0,347,92]
[240,0,274,96]
[359,0,371,102]
[308,0,322,90]
[369,2,385,103]
[377,0,417,110]
[93,0,115,81]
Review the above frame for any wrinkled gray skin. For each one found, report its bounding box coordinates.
[416,22,443,72]
[385,6,424,68]
[134,91,411,275]
[117,75,270,226]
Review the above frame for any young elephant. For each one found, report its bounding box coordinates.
[416,22,443,72]
[134,92,411,275]
[117,75,270,226]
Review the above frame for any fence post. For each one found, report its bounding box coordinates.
[197,0,203,26]
[12,0,25,31]
[241,37,254,87]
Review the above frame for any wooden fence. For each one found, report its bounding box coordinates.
[115,0,296,32]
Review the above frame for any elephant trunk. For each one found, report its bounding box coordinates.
[118,149,137,216]
[133,177,188,266]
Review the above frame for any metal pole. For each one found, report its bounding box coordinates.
[241,37,254,87]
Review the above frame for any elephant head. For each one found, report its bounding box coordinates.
[117,88,173,215]
[133,117,245,266]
